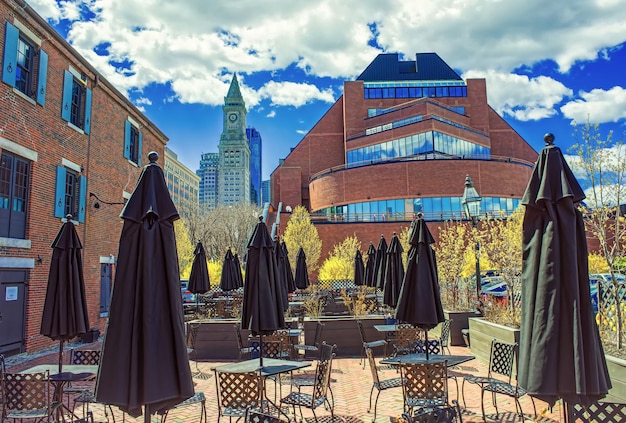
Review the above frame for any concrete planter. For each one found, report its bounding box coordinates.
[468,317,520,369]
[606,354,626,402]
[191,316,387,360]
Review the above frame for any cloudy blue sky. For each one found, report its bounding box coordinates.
[28,0,626,180]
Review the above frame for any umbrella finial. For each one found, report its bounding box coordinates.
[544,133,555,145]
[258,216,263,222]
[65,214,73,220]
[148,151,159,163]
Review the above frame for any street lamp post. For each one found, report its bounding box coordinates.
[462,174,483,315]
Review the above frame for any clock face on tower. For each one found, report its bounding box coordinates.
[228,112,238,122]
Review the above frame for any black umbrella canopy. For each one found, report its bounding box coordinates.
[220,248,239,292]
[241,217,285,336]
[354,249,365,286]
[188,241,210,294]
[281,241,296,293]
[273,237,289,311]
[294,247,310,290]
[383,232,405,307]
[40,217,90,372]
[518,134,610,407]
[364,242,377,288]
[395,217,444,331]
[233,253,244,288]
[96,153,193,419]
[374,235,388,290]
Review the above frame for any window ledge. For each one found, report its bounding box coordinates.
[127,159,139,168]
[67,122,85,134]
[12,88,36,105]
[0,237,31,249]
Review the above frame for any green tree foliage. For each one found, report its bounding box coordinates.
[570,120,626,347]
[318,234,362,281]
[175,219,194,278]
[434,221,473,311]
[283,206,322,273]
[479,207,524,324]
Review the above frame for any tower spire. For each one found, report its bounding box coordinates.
[225,72,245,106]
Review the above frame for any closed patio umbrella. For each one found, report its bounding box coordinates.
[241,217,286,366]
[220,248,239,292]
[273,236,289,311]
[188,241,210,314]
[382,232,404,307]
[96,152,193,420]
[354,249,365,286]
[395,216,444,359]
[294,247,310,290]
[374,235,388,290]
[233,253,244,288]
[40,217,90,374]
[518,134,611,407]
[281,241,296,294]
[364,242,377,288]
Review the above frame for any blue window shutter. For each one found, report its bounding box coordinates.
[137,131,143,166]
[36,49,48,105]
[61,71,73,121]
[84,88,92,134]
[78,175,87,222]
[2,22,18,86]
[123,120,131,160]
[54,166,66,218]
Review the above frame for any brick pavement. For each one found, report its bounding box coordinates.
[4,343,565,422]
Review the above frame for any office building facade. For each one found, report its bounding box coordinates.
[197,152,219,210]
[164,147,200,213]
[247,127,262,206]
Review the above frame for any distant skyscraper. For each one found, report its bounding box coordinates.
[218,73,250,206]
[261,179,271,205]
[197,152,219,209]
[247,127,262,206]
[164,147,200,213]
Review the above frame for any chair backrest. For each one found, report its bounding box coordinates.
[566,401,626,423]
[356,319,368,344]
[312,322,324,347]
[186,323,200,351]
[400,361,448,407]
[245,409,286,423]
[214,369,262,412]
[365,347,380,385]
[318,341,334,363]
[415,339,441,355]
[261,340,286,359]
[439,319,452,348]
[309,347,335,406]
[488,339,516,383]
[3,371,53,413]
[263,330,291,358]
[234,323,245,350]
[71,349,101,365]
[396,324,421,351]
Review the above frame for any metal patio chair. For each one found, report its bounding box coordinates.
[357,319,387,368]
[214,368,264,422]
[400,361,449,416]
[365,346,403,422]
[3,371,60,423]
[293,321,324,360]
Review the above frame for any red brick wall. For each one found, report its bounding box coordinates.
[0,2,167,353]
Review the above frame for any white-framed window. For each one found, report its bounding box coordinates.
[61,69,92,133]
[54,161,86,222]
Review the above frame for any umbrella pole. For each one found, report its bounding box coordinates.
[424,330,429,360]
[145,404,151,423]
[58,339,64,373]
[259,335,264,368]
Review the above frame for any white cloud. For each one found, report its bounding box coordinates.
[463,70,573,121]
[296,129,308,135]
[266,111,276,118]
[257,81,335,107]
[561,86,626,124]
[135,97,152,106]
[24,0,626,111]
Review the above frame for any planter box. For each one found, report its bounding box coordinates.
[304,316,386,358]
[429,311,478,346]
[192,319,242,360]
[468,317,520,370]
[606,355,626,402]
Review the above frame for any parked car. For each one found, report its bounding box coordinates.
[180,279,196,303]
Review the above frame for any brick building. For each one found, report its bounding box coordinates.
[270,53,538,259]
[0,0,168,355]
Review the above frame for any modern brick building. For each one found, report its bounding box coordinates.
[0,0,168,355]
[270,53,537,259]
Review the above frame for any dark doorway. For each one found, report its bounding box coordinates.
[0,269,27,356]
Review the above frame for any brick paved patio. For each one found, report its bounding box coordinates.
[5,343,565,422]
